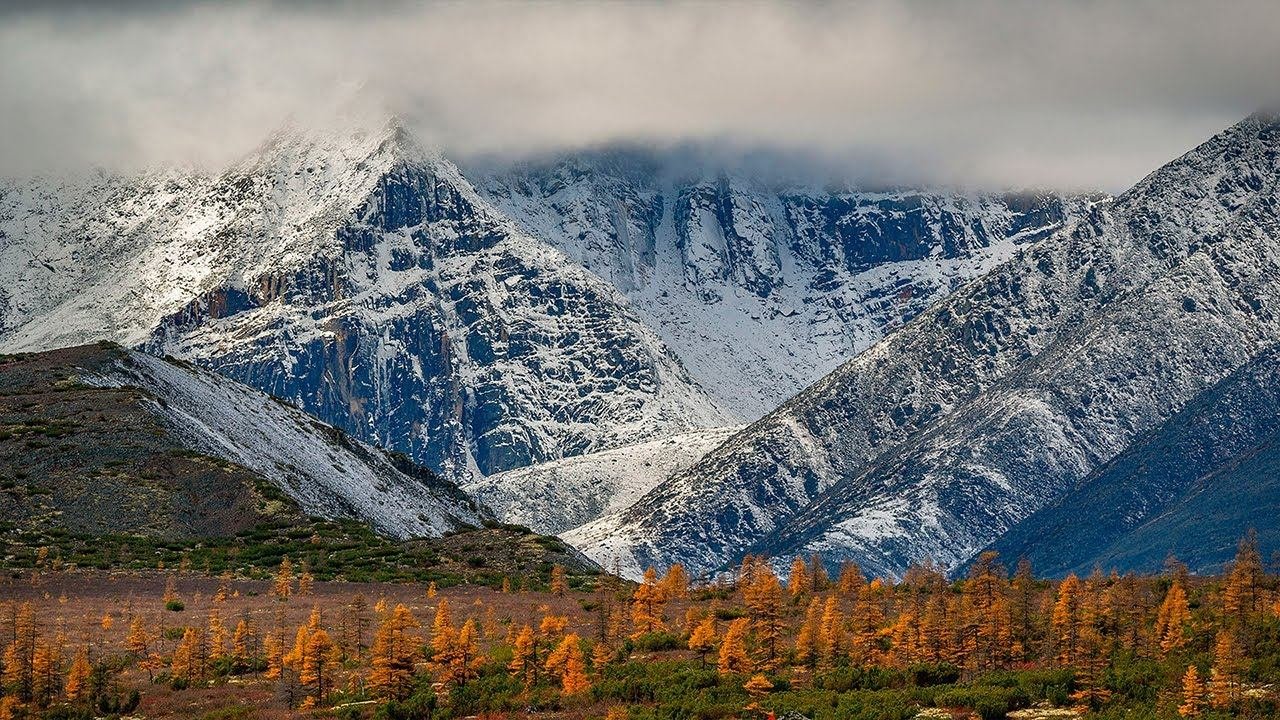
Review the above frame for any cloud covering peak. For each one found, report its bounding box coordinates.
[2,1,1278,190]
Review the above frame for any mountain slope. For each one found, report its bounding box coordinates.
[474,151,1099,418]
[0,122,730,484]
[986,346,1280,576]
[568,112,1280,579]
[463,426,739,535]
[0,342,483,539]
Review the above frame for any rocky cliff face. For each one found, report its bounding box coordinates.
[473,151,1098,419]
[0,122,731,484]
[567,112,1280,579]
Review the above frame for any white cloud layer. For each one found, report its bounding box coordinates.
[2,0,1278,190]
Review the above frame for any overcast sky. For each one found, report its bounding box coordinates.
[1,1,1277,191]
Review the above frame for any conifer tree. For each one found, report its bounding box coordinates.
[207,608,227,661]
[837,561,866,597]
[299,628,334,701]
[630,568,667,637]
[126,616,149,657]
[297,564,314,598]
[1009,557,1039,658]
[547,633,590,695]
[263,631,284,680]
[1156,581,1193,656]
[3,602,37,702]
[591,639,614,674]
[961,552,1012,672]
[540,613,569,638]
[451,619,482,687]
[550,565,568,596]
[1052,574,1085,664]
[717,618,752,676]
[1208,629,1240,709]
[1223,531,1265,626]
[661,564,690,600]
[31,639,57,708]
[232,618,254,664]
[65,646,91,702]
[273,557,293,601]
[688,616,716,668]
[887,611,920,667]
[743,673,773,708]
[284,625,310,673]
[1179,665,1205,717]
[347,594,368,659]
[743,564,784,668]
[818,596,844,671]
[788,557,811,600]
[509,624,538,687]
[794,597,822,666]
[367,604,420,700]
[849,580,885,666]
[809,554,830,592]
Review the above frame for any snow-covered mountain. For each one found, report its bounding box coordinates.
[472,151,1099,419]
[569,112,1280,580]
[0,119,1093,519]
[0,121,731,485]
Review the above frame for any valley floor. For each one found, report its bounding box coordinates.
[1,539,1279,720]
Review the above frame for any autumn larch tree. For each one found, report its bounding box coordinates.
[849,580,886,667]
[743,673,773,709]
[688,616,716,669]
[590,639,614,675]
[794,597,822,666]
[65,645,91,703]
[717,617,752,676]
[1223,530,1265,629]
[630,567,667,638]
[207,608,227,662]
[3,602,37,702]
[818,596,844,671]
[743,564,784,669]
[809,554,830,592]
[299,628,335,703]
[346,594,368,659]
[547,633,590,696]
[1051,574,1085,665]
[367,604,421,700]
[509,624,538,687]
[660,563,690,601]
[1179,665,1206,717]
[125,616,149,657]
[960,551,1012,673]
[788,557,811,600]
[1009,557,1039,659]
[297,563,314,598]
[837,561,866,597]
[550,565,568,596]
[1156,580,1193,656]
[231,618,255,667]
[273,557,293,601]
[1208,629,1240,710]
